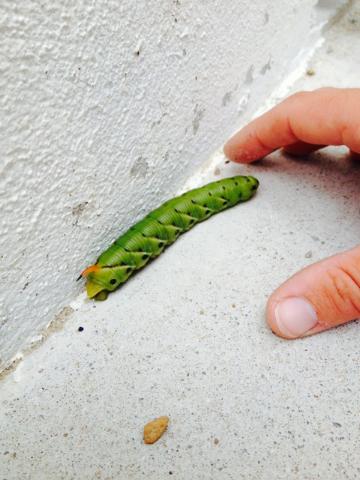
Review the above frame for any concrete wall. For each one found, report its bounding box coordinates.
[0,0,340,371]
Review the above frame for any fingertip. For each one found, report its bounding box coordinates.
[223,136,253,163]
[223,139,238,162]
[224,133,269,163]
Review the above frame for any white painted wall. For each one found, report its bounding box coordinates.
[0,0,341,371]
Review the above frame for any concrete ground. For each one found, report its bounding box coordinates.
[1,4,360,480]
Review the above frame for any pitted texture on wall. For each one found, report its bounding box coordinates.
[0,0,328,369]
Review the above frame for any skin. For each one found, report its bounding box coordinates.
[224,87,360,339]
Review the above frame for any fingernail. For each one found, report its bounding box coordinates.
[274,297,318,338]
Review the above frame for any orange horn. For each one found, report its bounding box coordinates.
[80,264,100,277]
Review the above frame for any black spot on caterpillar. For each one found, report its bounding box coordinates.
[80,175,259,300]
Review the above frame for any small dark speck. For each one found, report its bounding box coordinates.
[192,104,205,134]
[260,58,272,75]
[135,50,140,56]
[305,251,312,259]
[333,422,342,428]
[225,160,230,164]
[169,472,173,476]
[214,438,219,445]
[78,326,84,332]
[22,281,29,291]
[244,65,254,84]
[306,68,315,76]
[72,201,89,217]
[222,91,232,107]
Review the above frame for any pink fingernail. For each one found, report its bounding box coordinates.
[274,297,318,338]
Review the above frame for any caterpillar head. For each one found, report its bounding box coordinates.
[80,264,133,301]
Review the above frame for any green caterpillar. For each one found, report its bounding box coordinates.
[80,175,259,300]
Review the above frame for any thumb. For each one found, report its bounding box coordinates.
[267,246,360,339]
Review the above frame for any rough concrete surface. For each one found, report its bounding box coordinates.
[0,0,331,370]
[1,2,360,480]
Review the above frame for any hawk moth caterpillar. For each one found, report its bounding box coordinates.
[80,175,259,300]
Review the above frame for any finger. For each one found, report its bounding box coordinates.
[224,87,360,163]
[266,246,360,339]
[282,141,325,156]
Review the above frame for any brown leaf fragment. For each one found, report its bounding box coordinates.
[143,416,169,444]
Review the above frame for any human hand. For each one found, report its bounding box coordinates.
[224,87,360,339]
